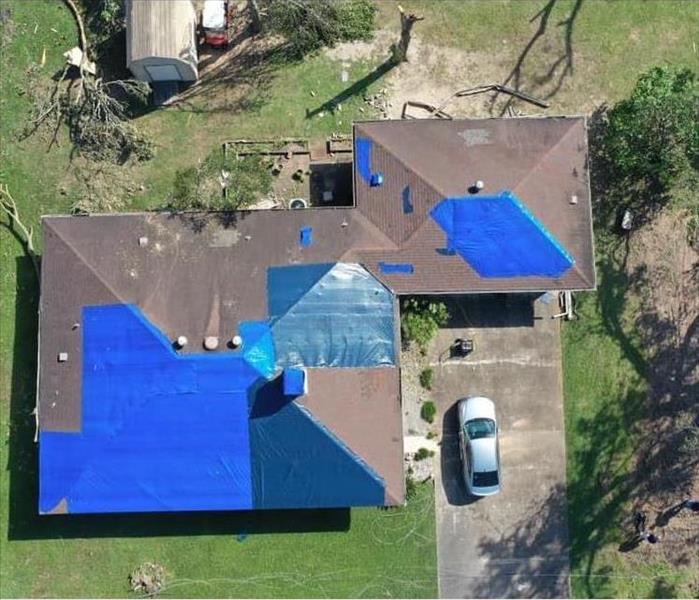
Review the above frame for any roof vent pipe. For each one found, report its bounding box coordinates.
[370,172,384,187]
[175,336,188,349]
[468,180,485,194]
[230,335,243,349]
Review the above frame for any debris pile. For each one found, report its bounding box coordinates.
[363,88,391,119]
[129,562,167,596]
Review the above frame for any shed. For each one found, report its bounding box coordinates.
[126,0,198,83]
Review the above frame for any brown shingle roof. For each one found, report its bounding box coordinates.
[38,116,596,510]
[353,116,595,292]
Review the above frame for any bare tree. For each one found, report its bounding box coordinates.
[393,5,424,63]
[0,185,40,282]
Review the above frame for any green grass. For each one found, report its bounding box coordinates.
[561,238,697,598]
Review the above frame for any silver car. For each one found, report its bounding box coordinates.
[457,396,501,496]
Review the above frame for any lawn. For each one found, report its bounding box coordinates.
[562,236,698,598]
[2,0,698,597]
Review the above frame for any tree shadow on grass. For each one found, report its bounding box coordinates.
[489,0,585,116]
[6,256,350,540]
[305,57,397,119]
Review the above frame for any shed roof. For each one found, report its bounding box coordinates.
[126,0,197,65]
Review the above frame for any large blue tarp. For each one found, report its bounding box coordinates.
[268,263,396,368]
[430,191,574,278]
[40,304,256,514]
[40,262,394,514]
[248,377,385,509]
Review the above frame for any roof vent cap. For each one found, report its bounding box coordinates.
[230,334,243,349]
[468,180,485,194]
[370,172,384,187]
[175,335,188,349]
[204,336,219,351]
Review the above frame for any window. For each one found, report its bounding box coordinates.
[465,418,496,440]
[473,470,499,487]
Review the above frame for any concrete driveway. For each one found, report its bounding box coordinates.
[429,295,570,599]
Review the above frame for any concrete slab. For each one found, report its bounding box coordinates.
[431,295,570,598]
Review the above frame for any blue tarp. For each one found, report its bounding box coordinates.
[40,304,256,514]
[268,263,396,368]
[40,262,395,514]
[402,186,413,214]
[248,377,385,509]
[283,367,306,396]
[355,137,374,184]
[430,191,574,278]
[379,262,414,275]
[299,226,313,247]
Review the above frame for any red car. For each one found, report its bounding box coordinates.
[202,0,233,48]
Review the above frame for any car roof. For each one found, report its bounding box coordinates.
[470,437,498,473]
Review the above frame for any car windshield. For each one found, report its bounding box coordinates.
[465,418,496,440]
[473,470,499,487]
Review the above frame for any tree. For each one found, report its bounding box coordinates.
[600,66,698,218]
[401,298,450,353]
[392,5,424,63]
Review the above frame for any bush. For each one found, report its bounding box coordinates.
[414,447,434,461]
[421,401,437,424]
[401,298,450,352]
[170,152,273,211]
[419,367,433,390]
[264,0,377,59]
[405,474,417,500]
[337,0,377,42]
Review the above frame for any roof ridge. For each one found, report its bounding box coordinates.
[348,210,400,254]
[396,119,581,253]
[511,121,594,287]
[511,120,580,199]
[355,128,448,247]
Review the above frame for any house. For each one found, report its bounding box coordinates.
[125,0,198,84]
[37,117,595,514]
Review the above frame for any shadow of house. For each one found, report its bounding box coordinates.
[419,294,536,330]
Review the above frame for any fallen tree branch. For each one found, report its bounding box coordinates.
[0,185,40,282]
[63,0,88,56]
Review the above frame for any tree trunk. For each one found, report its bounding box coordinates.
[394,5,424,63]
[249,0,263,34]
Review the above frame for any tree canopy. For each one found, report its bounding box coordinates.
[601,66,698,217]
[262,0,377,59]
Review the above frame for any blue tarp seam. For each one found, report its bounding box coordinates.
[505,191,575,266]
